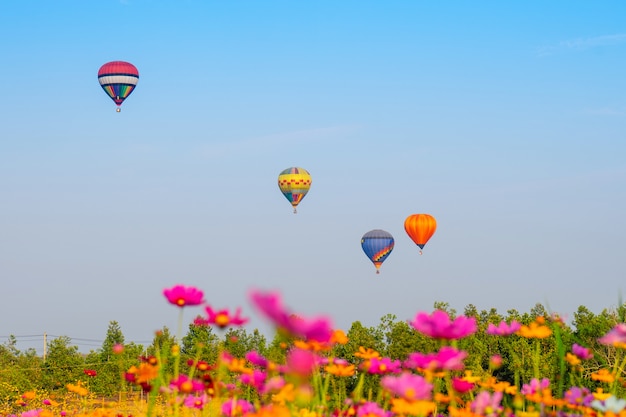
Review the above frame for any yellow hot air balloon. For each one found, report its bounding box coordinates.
[404,214,437,255]
[278,167,312,213]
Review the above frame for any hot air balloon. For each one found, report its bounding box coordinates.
[98,61,139,112]
[361,229,394,274]
[278,167,311,213]
[404,214,437,255]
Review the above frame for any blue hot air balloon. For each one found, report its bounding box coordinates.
[361,229,394,274]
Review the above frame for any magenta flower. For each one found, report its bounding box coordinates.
[486,320,521,336]
[521,378,550,395]
[599,324,626,346]
[357,402,393,417]
[222,399,254,417]
[404,346,467,371]
[286,347,319,376]
[183,393,210,409]
[248,290,334,342]
[410,310,477,339]
[564,386,594,407]
[259,375,286,395]
[452,377,475,393]
[381,372,433,401]
[163,285,204,307]
[169,375,205,393]
[240,369,267,389]
[471,390,503,417]
[194,305,249,329]
[361,357,402,374]
[245,350,269,367]
[572,343,594,360]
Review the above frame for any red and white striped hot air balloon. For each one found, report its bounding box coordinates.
[98,61,139,112]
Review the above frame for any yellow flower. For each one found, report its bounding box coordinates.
[330,329,349,345]
[325,362,355,377]
[299,409,319,417]
[593,388,612,401]
[565,353,581,366]
[226,357,253,374]
[592,369,615,383]
[391,398,436,416]
[517,322,552,338]
[355,347,380,359]
[67,382,88,396]
[460,370,481,383]
[272,384,296,405]
[21,391,36,400]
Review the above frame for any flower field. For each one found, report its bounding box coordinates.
[3,285,626,417]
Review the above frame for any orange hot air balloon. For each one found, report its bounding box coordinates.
[404,214,437,255]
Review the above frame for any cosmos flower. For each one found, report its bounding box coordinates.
[572,343,593,360]
[325,358,355,377]
[517,321,552,339]
[591,395,626,413]
[83,369,97,377]
[381,372,433,401]
[471,390,503,417]
[486,320,521,336]
[163,285,204,307]
[169,375,205,393]
[286,348,319,376]
[221,399,254,417]
[564,386,594,407]
[521,378,550,395]
[357,402,393,417]
[248,290,333,342]
[194,305,249,329]
[183,393,210,409]
[404,346,468,371]
[245,350,269,368]
[452,377,475,393]
[410,310,477,339]
[598,324,626,346]
[240,369,267,389]
[361,357,402,375]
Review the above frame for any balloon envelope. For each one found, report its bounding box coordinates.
[278,167,311,213]
[98,61,139,111]
[404,214,437,254]
[361,229,395,273]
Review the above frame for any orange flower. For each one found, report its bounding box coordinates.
[245,405,291,417]
[294,339,330,352]
[355,347,380,359]
[390,398,436,416]
[325,362,355,377]
[330,329,349,345]
[67,382,88,396]
[517,322,552,339]
[225,358,253,374]
[592,369,615,383]
[21,391,36,400]
[129,363,159,383]
[565,353,581,366]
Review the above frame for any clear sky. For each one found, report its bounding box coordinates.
[1,1,625,354]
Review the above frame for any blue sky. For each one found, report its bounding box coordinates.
[1,1,625,353]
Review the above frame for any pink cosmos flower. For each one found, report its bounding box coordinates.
[452,377,475,393]
[486,320,521,336]
[194,306,249,329]
[222,399,254,417]
[245,350,269,367]
[572,343,594,360]
[163,285,204,307]
[240,369,267,389]
[248,290,334,342]
[183,393,210,409]
[357,402,393,417]
[599,324,626,346]
[259,376,286,395]
[381,372,433,401]
[169,375,205,393]
[286,347,319,376]
[404,346,467,371]
[521,378,550,395]
[471,390,503,417]
[361,357,402,374]
[410,310,477,339]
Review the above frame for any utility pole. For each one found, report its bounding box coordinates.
[43,333,47,363]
